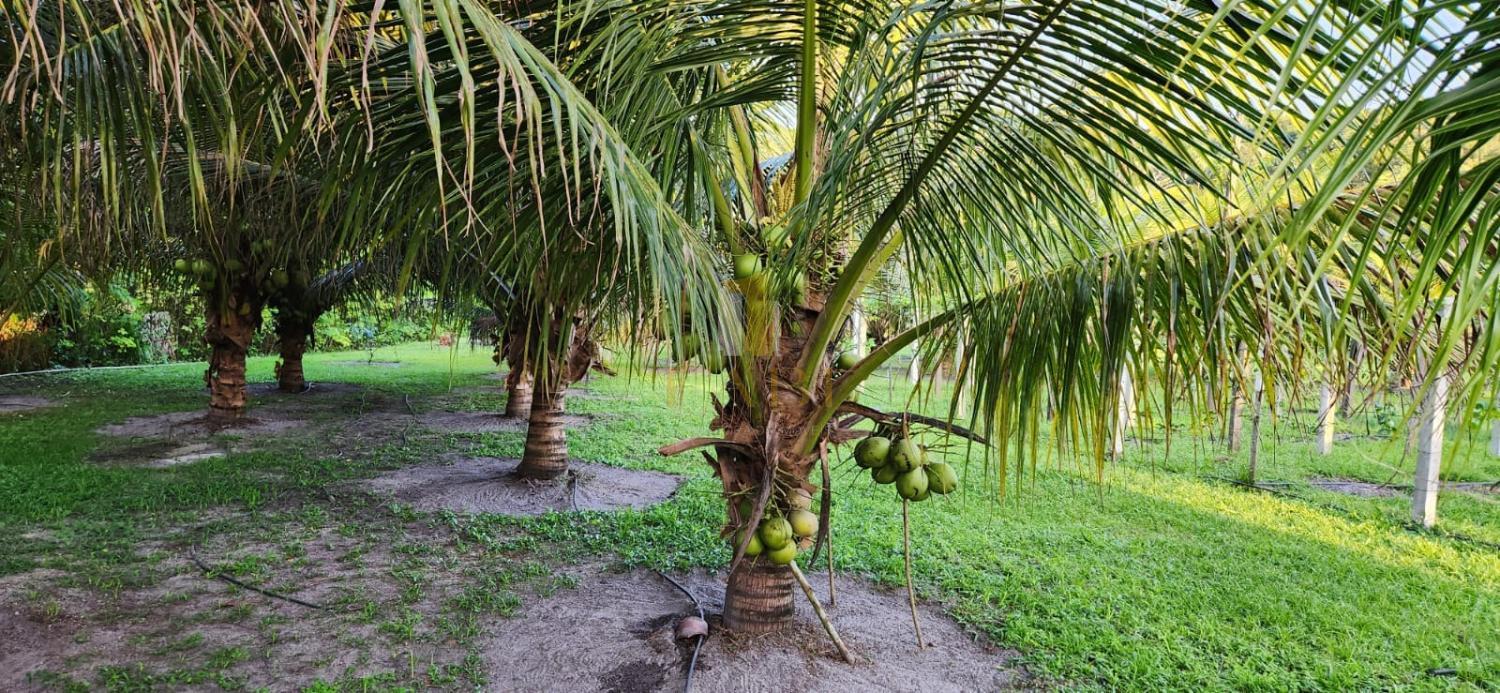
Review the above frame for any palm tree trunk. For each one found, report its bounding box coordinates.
[504,367,533,418]
[517,378,568,479]
[515,319,601,479]
[723,559,796,633]
[717,306,826,633]
[204,293,260,421]
[276,322,310,393]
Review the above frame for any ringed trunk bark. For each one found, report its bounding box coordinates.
[504,368,533,419]
[515,319,600,479]
[723,558,797,633]
[204,295,260,422]
[714,299,829,634]
[517,384,568,479]
[276,328,309,393]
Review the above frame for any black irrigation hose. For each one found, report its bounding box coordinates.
[655,570,705,693]
[189,546,327,610]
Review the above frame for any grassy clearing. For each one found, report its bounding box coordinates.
[2,342,1497,690]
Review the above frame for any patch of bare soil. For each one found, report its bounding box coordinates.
[416,410,593,433]
[1447,481,1499,495]
[0,598,78,688]
[246,381,363,397]
[361,456,682,516]
[0,395,54,414]
[0,513,486,692]
[1309,478,1499,498]
[96,410,306,439]
[91,440,227,468]
[481,567,1029,692]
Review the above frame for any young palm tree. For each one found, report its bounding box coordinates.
[565,1,1498,632]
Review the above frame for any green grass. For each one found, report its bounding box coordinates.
[2,342,1497,690]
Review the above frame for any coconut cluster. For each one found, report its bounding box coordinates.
[172,241,306,308]
[732,488,818,566]
[854,435,958,501]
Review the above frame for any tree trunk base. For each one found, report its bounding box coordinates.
[277,354,305,393]
[517,391,568,479]
[723,558,796,633]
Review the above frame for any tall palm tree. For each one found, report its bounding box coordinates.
[544,0,1498,632]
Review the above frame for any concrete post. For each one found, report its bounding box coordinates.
[1112,368,1134,459]
[1412,298,1453,528]
[851,309,868,358]
[1317,383,1335,455]
[1228,342,1248,451]
[1248,369,1264,483]
[954,338,968,417]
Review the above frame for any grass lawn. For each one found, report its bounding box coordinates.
[1,342,1496,690]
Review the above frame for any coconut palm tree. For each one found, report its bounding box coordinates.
[268,258,395,393]
[10,1,1497,637]
[525,0,1499,633]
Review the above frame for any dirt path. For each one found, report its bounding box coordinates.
[481,566,1029,692]
[361,456,682,515]
[0,395,54,414]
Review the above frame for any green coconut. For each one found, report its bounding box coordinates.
[787,509,819,538]
[872,465,899,484]
[191,259,210,277]
[910,486,931,502]
[855,436,891,469]
[732,253,761,280]
[787,488,813,511]
[926,462,958,494]
[739,529,764,557]
[757,516,793,551]
[766,542,797,565]
[835,352,859,370]
[223,258,244,273]
[790,272,809,303]
[761,223,790,249]
[271,269,291,289]
[895,467,929,501]
[889,438,923,472]
[173,258,191,274]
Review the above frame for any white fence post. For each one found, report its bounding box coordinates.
[1317,383,1335,455]
[851,309,868,358]
[1112,368,1134,459]
[1412,298,1453,528]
